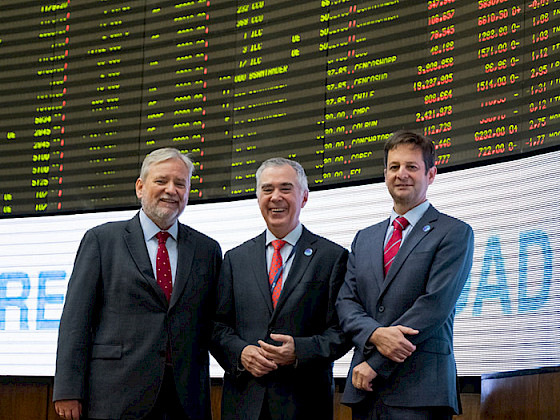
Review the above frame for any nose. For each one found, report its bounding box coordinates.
[164,182,177,194]
[396,166,409,178]
[270,188,282,201]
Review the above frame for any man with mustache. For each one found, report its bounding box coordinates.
[53,148,222,420]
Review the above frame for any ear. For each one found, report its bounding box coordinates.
[135,178,144,199]
[301,189,309,208]
[427,166,437,185]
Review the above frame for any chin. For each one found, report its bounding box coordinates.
[155,211,178,225]
[269,220,288,230]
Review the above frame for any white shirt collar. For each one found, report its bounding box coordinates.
[390,200,430,228]
[139,209,179,241]
[265,223,303,247]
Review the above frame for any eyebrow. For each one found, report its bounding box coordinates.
[388,161,419,165]
[260,182,294,188]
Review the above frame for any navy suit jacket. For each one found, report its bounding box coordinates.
[211,227,350,420]
[336,205,474,413]
[53,213,222,420]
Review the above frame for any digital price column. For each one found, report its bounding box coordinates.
[415,1,523,167]
[418,0,458,167]
[61,1,146,211]
[322,1,427,182]
[230,0,326,196]
[523,0,560,152]
[0,1,71,215]
[139,0,237,201]
[469,0,523,163]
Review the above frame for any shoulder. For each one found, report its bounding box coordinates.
[354,219,387,239]
[86,218,130,237]
[425,209,474,250]
[432,209,473,235]
[179,223,221,250]
[303,228,347,255]
[224,233,263,257]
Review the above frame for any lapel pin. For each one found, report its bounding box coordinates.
[304,248,313,256]
[423,225,431,232]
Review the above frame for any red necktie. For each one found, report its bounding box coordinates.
[269,239,287,308]
[156,231,172,301]
[383,217,409,276]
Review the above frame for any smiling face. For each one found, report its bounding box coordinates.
[135,158,190,229]
[384,143,436,215]
[257,164,308,239]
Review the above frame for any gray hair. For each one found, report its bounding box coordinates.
[256,157,308,195]
[140,148,194,180]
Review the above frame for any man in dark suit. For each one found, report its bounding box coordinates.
[336,131,474,419]
[53,148,222,420]
[211,157,350,420]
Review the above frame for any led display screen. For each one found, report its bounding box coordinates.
[1,0,559,216]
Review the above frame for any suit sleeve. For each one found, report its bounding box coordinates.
[200,239,223,345]
[292,247,350,366]
[53,229,102,402]
[367,221,474,378]
[210,251,251,374]
[336,230,384,353]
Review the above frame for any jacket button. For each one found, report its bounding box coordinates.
[378,305,385,312]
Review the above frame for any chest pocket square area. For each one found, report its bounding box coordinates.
[92,344,123,359]
[417,338,451,355]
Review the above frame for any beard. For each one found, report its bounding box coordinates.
[141,197,183,229]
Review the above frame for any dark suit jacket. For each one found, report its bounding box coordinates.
[336,205,474,413]
[211,226,350,420]
[53,213,222,420]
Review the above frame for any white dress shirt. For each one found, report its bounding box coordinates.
[265,223,303,283]
[139,210,179,286]
[384,200,431,247]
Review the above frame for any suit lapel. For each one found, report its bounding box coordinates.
[381,205,439,294]
[250,233,275,315]
[124,214,168,307]
[372,220,390,288]
[169,223,196,309]
[272,228,316,316]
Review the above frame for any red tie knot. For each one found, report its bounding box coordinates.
[157,231,170,244]
[393,217,409,232]
[271,239,287,251]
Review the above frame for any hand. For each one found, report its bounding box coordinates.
[352,361,377,391]
[54,400,82,420]
[240,344,278,377]
[369,325,418,363]
[257,334,296,366]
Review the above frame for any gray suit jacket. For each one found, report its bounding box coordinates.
[211,227,350,420]
[53,213,222,420]
[336,205,474,413]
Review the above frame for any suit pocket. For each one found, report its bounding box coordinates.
[417,338,451,355]
[91,343,123,359]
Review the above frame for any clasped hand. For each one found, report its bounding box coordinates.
[369,325,418,363]
[352,325,418,392]
[240,334,296,377]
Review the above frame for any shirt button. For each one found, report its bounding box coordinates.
[378,305,385,313]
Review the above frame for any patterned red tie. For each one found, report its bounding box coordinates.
[383,217,409,276]
[156,231,172,302]
[269,239,287,308]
